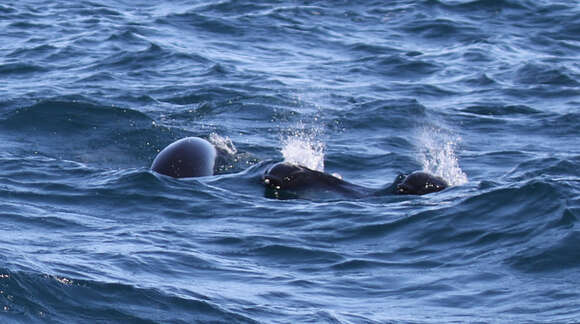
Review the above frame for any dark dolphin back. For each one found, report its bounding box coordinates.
[262,162,372,198]
[262,162,347,190]
[261,163,449,199]
[151,137,217,178]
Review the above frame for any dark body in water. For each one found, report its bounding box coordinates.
[262,162,448,197]
[152,138,448,197]
[394,171,448,195]
[151,137,217,178]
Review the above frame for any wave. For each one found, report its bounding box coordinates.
[515,63,579,87]
[335,179,576,256]
[250,244,343,266]
[508,227,580,273]
[0,268,256,323]
[1,99,152,131]
[0,62,48,77]
[1,0,579,322]
[429,0,530,12]
[157,10,245,37]
[351,54,442,80]
[338,98,427,131]
[506,156,580,181]
[400,17,486,43]
[0,98,195,169]
[460,104,540,116]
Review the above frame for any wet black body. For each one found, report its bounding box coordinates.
[262,162,372,197]
[262,162,448,197]
[395,171,448,195]
[151,137,217,178]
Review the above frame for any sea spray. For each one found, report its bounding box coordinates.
[418,126,468,186]
[280,121,325,172]
[209,132,237,155]
[209,132,251,173]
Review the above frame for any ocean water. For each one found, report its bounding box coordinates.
[1,0,579,323]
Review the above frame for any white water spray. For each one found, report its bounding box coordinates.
[418,127,468,186]
[280,122,325,172]
[209,132,237,155]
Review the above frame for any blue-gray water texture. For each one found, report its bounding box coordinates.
[1,1,579,323]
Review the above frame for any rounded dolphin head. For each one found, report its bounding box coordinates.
[262,162,315,190]
[151,137,216,178]
[396,171,448,195]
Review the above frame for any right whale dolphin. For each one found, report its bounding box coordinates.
[394,171,448,195]
[150,138,449,196]
[262,162,448,197]
[151,137,217,178]
[261,162,373,197]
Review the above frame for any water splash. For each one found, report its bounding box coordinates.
[209,132,237,155]
[418,127,468,186]
[209,133,259,173]
[280,122,325,172]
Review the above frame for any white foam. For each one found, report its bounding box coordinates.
[418,127,468,186]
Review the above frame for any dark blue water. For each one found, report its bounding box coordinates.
[1,1,579,323]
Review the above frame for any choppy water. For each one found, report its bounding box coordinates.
[1,1,579,323]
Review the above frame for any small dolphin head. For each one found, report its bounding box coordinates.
[262,162,312,190]
[396,171,448,195]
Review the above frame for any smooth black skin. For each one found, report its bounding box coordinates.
[262,162,448,196]
[151,137,217,178]
[262,162,372,197]
[395,171,448,195]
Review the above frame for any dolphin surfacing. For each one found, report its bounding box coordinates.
[395,171,448,195]
[151,137,216,178]
[262,162,448,197]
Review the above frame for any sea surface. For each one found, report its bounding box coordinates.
[1,0,579,323]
